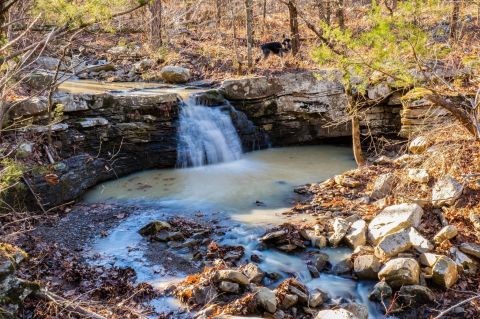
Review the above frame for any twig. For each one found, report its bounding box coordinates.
[432,294,480,319]
[35,290,108,319]
[21,176,46,214]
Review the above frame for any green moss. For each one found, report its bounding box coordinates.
[0,159,25,195]
[400,87,433,102]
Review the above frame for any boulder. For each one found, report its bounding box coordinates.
[333,257,353,274]
[398,285,435,306]
[255,287,277,313]
[409,136,430,154]
[371,173,396,199]
[214,270,249,285]
[260,230,287,242]
[138,221,171,236]
[354,254,382,280]
[345,219,367,249]
[368,203,423,244]
[432,176,463,207]
[433,225,458,244]
[408,169,429,183]
[459,242,480,258]
[329,218,351,246]
[315,309,358,319]
[368,280,392,301]
[242,263,265,284]
[378,258,420,289]
[219,281,240,293]
[430,256,459,288]
[314,253,330,272]
[342,303,368,319]
[160,66,191,84]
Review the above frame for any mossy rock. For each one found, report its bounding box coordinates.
[400,88,434,102]
[138,221,171,236]
[0,244,28,265]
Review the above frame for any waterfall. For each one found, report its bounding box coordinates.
[176,98,243,167]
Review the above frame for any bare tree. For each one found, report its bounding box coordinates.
[150,0,163,49]
[278,0,300,55]
[245,0,254,70]
[449,0,461,40]
[336,0,345,30]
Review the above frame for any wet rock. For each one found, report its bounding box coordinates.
[345,219,367,249]
[375,227,432,260]
[260,230,287,242]
[450,247,477,274]
[251,254,262,263]
[334,175,361,188]
[219,281,240,293]
[368,280,392,301]
[288,285,308,304]
[329,217,351,246]
[430,255,458,288]
[266,272,283,282]
[160,65,191,84]
[368,203,423,244]
[314,253,330,272]
[214,270,249,285]
[277,244,298,252]
[255,287,277,313]
[378,258,420,289]
[459,242,480,258]
[432,176,463,207]
[138,221,171,236]
[398,285,434,306]
[433,225,458,244]
[354,254,382,280]
[280,293,298,309]
[342,303,368,319]
[307,264,320,278]
[371,173,396,199]
[315,309,358,319]
[193,90,226,106]
[409,136,430,154]
[308,289,325,308]
[242,263,265,284]
[301,229,328,248]
[333,257,353,274]
[408,169,429,183]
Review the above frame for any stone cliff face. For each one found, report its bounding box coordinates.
[12,92,180,207]
[220,72,352,145]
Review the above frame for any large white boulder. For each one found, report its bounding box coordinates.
[368,203,423,244]
[432,176,463,207]
[160,65,191,84]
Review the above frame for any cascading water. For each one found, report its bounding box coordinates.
[176,98,243,167]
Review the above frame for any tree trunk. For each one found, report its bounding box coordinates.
[317,0,331,25]
[215,0,222,26]
[352,116,365,166]
[449,0,461,40]
[287,0,300,55]
[245,0,254,70]
[336,0,345,30]
[149,0,162,49]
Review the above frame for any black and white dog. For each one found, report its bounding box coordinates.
[255,37,292,63]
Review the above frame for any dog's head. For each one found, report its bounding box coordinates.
[282,38,292,51]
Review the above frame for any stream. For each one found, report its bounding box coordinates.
[74,85,384,318]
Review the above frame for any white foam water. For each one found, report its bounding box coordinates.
[176,99,243,167]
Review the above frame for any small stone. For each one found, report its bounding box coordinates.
[432,176,464,207]
[308,290,324,308]
[459,242,480,258]
[288,285,308,304]
[138,221,171,236]
[345,219,367,249]
[280,293,298,309]
[333,257,353,274]
[329,218,351,246]
[214,270,249,285]
[314,253,330,272]
[368,203,423,244]
[430,256,458,288]
[409,136,429,154]
[219,281,240,293]
[419,253,442,267]
[408,169,429,183]
[278,244,298,252]
[255,287,277,313]
[307,264,320,278]
[368,280,392,301]
[354,254,382,280]
[398,285,434,306]
[433,225,458,244]
[450,247,478,274]
[334,175,361,188]
[378,258,420,289]
[260,230,287,242]
[242,263,265,284]
[342,303,368,319]
[371,173,397,199]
